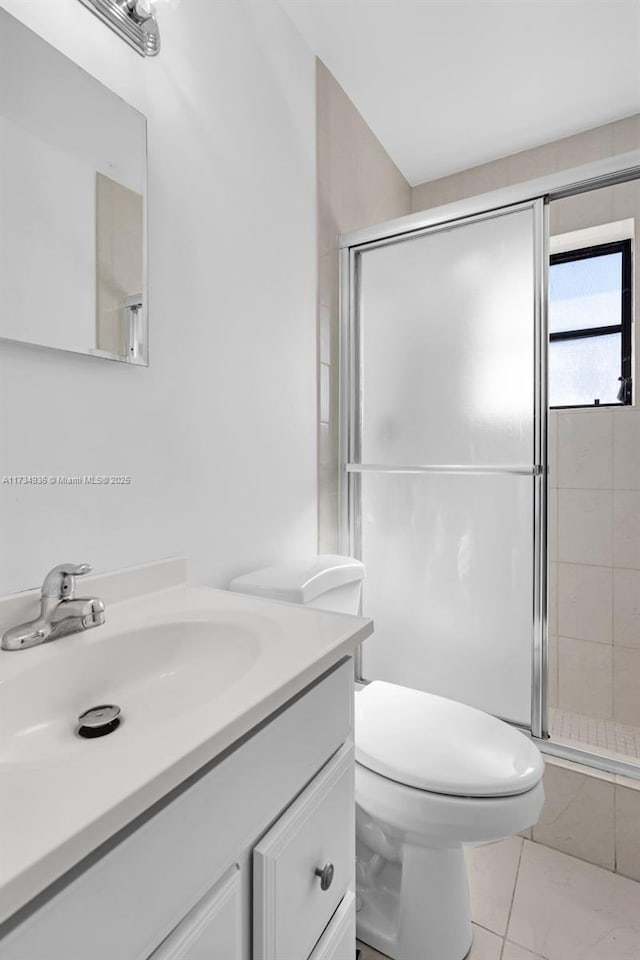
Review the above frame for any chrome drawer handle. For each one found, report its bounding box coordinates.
[314,862,334,891]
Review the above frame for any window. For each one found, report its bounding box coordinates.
[549,239,632,408]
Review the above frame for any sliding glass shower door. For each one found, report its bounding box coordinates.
[341,201,546,730]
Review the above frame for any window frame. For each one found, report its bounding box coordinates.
[549,238,633,409]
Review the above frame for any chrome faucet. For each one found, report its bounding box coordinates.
[1,563,105,651]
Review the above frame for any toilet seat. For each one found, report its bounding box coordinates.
[356,762,545,847]
[355,681,544,798]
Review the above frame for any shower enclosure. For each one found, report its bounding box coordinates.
[339,157,639,774]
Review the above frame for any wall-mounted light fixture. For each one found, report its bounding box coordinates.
[77,0,160,57]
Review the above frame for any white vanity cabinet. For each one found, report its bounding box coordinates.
[0,660,356,960]
[149,866,243,960]
[254,743,354,960]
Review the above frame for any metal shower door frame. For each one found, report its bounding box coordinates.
[338,152,640,762]
[339,198,548,738]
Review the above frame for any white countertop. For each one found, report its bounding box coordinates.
[0,571,372,924]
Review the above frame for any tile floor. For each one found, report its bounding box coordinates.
[356,837,640,960]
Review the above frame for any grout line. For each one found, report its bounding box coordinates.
[500,837,526,959]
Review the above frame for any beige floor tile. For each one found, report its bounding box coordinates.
[508,840,640,960]
[356,923,502,960]
[464,836,522,936]
[532,761,615,869]
[466,924,502,959]
[502,943,545,960]
[357,941,389,960]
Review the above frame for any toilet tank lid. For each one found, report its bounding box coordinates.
[228,555,365,604]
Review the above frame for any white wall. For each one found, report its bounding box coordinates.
[0,0,317,595]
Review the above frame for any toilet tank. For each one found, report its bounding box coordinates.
[228,555,364,615]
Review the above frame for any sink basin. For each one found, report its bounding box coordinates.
[0,619,262,765]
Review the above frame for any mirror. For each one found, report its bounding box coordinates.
[0,11,148,364]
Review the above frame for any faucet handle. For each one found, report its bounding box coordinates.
[41,563,92,600]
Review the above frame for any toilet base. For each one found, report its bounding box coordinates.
[356,840,473,960]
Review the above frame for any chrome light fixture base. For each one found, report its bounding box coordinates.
[77,0,160,57]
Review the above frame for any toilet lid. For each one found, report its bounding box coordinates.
[355,682,544,798]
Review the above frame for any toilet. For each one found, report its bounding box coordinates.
[229,555,545,960]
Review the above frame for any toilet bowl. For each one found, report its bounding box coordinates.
[354,680,544,960]
[228,555,545,960]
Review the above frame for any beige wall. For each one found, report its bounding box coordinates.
[411,116,640,212]
[411,117,640,881]
[316,61,411,552]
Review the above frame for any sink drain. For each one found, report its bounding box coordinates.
[77,704,121,739]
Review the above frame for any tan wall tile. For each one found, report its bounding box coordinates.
[548,631,559,708]
[615,783,640,881]
[613,645,640,726]
[411,172,465,212]
[613,568,640,649]
[548,410,558,489]
[532,761,615,869]
[613,491,640,570]
[557,409,612,490]
[462,157,509,198]
[506,141,558,186]
[316,60,410,550]
[613,409,640,491]
[612,113,640,154]
[548,562,558,636]
[558,489,612,567]
[558,635,613,719]
[555,125,614,169]
[551,187,615,234]
[557,563,612,646]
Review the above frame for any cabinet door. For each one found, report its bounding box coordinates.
[150,866,241,960]
[308,891,356,960]
[254,743,354,960]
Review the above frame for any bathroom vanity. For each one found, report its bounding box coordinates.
[0,560,372,960]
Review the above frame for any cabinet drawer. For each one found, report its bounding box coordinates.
[149,866,241,960]
[253,743,354,960]
[308,891,356,960]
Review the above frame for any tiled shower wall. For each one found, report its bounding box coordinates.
[546,181,640,740]
[547,406,640,728]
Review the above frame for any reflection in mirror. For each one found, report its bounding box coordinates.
[0,10,148,364]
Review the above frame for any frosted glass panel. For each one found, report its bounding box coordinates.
[360,472,533,724]
[549,333,621,407]
[359,209,535,466]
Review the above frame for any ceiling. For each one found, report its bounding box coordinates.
[280,0,640,186]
